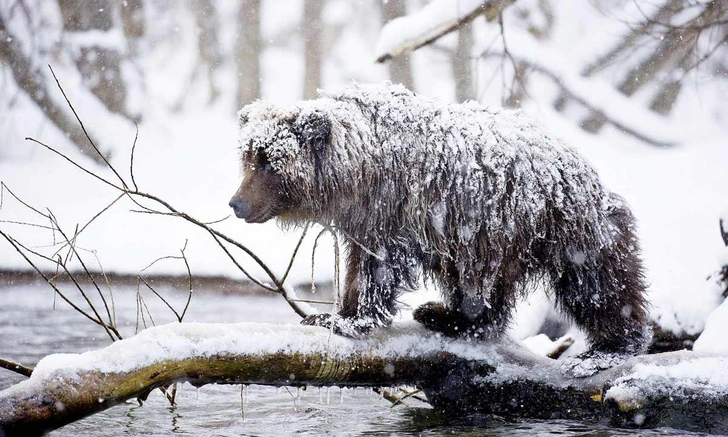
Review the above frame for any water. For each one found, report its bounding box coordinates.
[0,283,712,436]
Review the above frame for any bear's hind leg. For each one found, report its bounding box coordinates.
[551,227,650,376]
[552,209,650,356]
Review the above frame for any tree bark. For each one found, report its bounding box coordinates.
[1,322,727,436]
[236,0,262,107]
[379,0,415,90]
[0,15,108,164]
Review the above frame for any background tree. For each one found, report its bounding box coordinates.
[379,0,414,90]
[302,0,326,99]
[236,0,262,107]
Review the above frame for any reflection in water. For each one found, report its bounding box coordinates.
[0,284,704,436]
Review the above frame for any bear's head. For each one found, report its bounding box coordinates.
[229,101,332,224]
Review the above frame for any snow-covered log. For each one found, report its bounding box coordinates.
[1,323,727,436]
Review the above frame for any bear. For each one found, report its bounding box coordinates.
[229,83,650,362]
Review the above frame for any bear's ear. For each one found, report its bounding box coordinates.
[293,110,331,152]
[237,107,250,128]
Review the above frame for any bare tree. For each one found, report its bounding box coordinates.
[236,0,262,107]
[379,0,415,90]
[302,0,326,99]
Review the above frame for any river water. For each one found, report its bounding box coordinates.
[0,283,711,436]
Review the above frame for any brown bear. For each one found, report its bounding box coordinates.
[229,83,650,361]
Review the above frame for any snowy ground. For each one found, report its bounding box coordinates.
[1,1,726,352]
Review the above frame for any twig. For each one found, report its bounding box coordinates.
[279,223,310,286]
[290,298,335,305]
[0,357,33,377]
[390,388,425,407]
[0,230,112,331]
[130,121,139,191]
[179,241,193,320]
[137,276,181,321]
[25,137,120,191]
[46,211,117,337]
[47,65,126,188]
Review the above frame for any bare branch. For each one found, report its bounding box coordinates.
[130,122,140,191]
[46,65,126,188]
[0,230,110,330]
[0,357,33,377]
[481,51,677,147]
[279,223,310,286]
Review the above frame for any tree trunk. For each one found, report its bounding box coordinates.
[58,0,129,117]
[452,20,474,102]
[236,0,262,108]
[0,15,108,164]
[190,0,223,103]
[121,0,145,41]
[1,322,727,436]
[302,0,325,99]
[379,0,415,90]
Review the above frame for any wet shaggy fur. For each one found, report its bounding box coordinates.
[230,83,650,354]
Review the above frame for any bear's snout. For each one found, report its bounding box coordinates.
[228,196,252,220]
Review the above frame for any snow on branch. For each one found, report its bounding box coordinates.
[375,0,515,63]
[1,322,728,435]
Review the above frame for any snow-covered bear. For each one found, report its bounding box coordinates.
[229,83,650,360]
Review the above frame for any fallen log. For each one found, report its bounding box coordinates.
[1,322,727,436]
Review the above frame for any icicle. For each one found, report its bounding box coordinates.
[318,386,322,403]
[339,387,344,404]
[326,386,331,405]
[296,387,301,408]
[240,385,246,420]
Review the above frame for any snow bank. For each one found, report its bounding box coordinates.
[606,355,728,403]
[694,299,728,355]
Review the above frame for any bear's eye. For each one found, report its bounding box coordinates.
[260,161,273,172]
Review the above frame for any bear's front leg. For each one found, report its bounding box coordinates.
[300,245,414,338]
